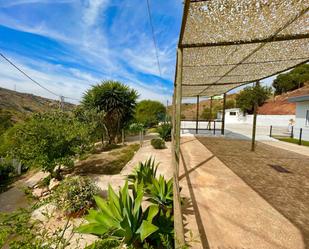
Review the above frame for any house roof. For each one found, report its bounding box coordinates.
[288,85,309,102]
[176,0,309,98]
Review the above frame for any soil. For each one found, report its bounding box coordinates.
[197,137,309,248]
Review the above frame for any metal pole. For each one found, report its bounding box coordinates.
[173,48,185,247]
[269,125,272,137]
[251,81,259,152]
[291,126,294,138]
[299,128,302,145]
[213,121,216,135]
[196,95,199,134]
[221,93,226,135]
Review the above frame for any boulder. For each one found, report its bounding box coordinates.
[49,178,60,191]
[32,188,46,198]
[31,203,57,223]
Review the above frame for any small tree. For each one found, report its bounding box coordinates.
[135,100,166,127]
[1,111,90,177]
[82,81,138,144]
[236,84,272,114]
[273,64,309,95]
[0,109,13,136]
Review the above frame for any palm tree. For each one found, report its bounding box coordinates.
[82,80,138,144]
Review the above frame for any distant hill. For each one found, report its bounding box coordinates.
[168,93,237,120]
[0,87,75,122]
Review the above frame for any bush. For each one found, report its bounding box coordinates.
[0,111,92,176]
[78,182,159,246]
[52,176,99,216]
[157,123,172,141]
[0,159,14,182]
[151,138,165,149]
[128,158,158,186]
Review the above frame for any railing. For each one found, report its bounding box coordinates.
[181,119,223,134]
[269,125,309,145]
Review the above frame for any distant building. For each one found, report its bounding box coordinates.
[288,86,309,141]
[217,107,295,127]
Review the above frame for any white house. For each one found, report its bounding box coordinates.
[288,93,309,141]
[217,108,295,127]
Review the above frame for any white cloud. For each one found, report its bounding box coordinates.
[82,0,109,27]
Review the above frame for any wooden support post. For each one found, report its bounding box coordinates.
[173,48,185,247]
[221,93,226,135]
[196,95,199,134]
[209,96,213,130]
[251,81,259,152]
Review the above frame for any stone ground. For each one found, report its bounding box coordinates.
[179,136,307,249]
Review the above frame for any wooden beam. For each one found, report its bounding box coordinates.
[251,81,260,152]
[196,95,200,134]
[173,48,185,247]
[221,93,226,135]
[180,33,309,48]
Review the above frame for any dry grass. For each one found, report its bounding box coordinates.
[197,137,309,248]
[74,143,140,175]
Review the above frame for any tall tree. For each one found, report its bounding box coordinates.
[82,81,138,144]
[236,84,272,114]
[273,64,309,95]
[135,100,166,127]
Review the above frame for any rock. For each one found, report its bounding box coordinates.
[31,203,57,223]
[49,178,60,190]
[25,171,50,188]
[32,187,49,198]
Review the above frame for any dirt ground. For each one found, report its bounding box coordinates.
[196,137,309,248]
[73,143,139,175]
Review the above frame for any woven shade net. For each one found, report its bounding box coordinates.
[178,0,309,98]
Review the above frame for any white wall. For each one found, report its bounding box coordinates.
[218,108,295,127]
[294,101,309,141]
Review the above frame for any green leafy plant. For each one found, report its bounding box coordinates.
[150,138,165,149]
[77,181,159,246]
[135,100,166,128]
[128,158,158,186]
[147,176,173,211]
[157,123,172,141]
[0,159,14,182]
[1,111,92,176]
[53,176,99,216]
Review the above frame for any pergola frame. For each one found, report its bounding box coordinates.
[172,0,309,246]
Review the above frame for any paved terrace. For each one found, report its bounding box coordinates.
[179,136,309,249]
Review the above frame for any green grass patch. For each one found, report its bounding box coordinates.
[74,143,140,175]
[275,137,309,147]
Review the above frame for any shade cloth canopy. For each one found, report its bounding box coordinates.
[177,0,309,97]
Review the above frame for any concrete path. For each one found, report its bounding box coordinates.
[262,140,309,157]
[92,139,173,192]
[179,137,304,249]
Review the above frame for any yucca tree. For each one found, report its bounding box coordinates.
[82,81,138,144]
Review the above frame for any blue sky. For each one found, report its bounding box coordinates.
[0,0,183,103]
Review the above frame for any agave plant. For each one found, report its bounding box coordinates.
[77,181,159,246]
[128,158,158,186]
[147,175,173,212]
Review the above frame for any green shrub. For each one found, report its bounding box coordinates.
[147,176,173,211]
[0,159,14,182]
[157,123,172,141]
[151,138,165,149]
[53,176,99,216]
[128,158,158,186]
[77,182,159,246]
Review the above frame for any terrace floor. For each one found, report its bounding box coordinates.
[179,136,309,249]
